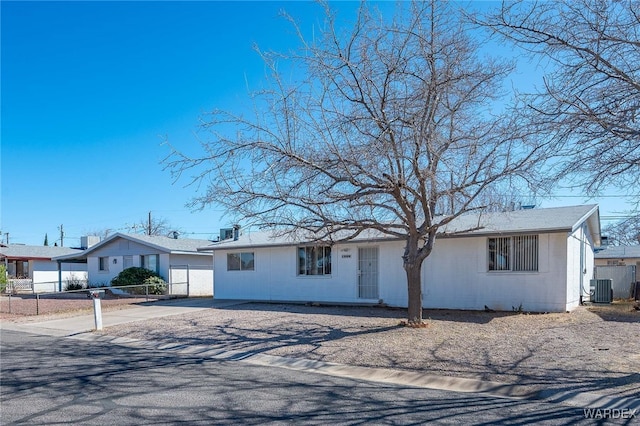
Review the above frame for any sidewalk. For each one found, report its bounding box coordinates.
[2,298,638,412]
[1,297,242,337]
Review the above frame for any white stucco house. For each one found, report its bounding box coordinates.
[200,205,601,313]
[54,233,215,296]
[1,245,87,293]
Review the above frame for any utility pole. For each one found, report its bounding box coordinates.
[148,211,152,236]
[58,224,64,247]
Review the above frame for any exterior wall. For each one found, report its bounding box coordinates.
[423,233,569,313]
[565,225,595,310]
[32,260,87,292]
[213,232,574,312]
[213,243,363,303]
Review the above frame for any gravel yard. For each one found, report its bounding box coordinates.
[96,300,640,399]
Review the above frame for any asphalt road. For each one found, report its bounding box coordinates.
[0,330,616,425]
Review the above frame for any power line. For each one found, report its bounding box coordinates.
[549,194,637,198]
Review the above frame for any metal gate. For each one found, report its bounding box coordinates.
[168,264,190,296]
[358,247,379,299]
[595,265,636,299]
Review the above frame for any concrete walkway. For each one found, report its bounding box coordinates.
[1,298,240,337]
[2,298,638,412]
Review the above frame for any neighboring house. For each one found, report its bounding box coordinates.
[55,233,214,296]
[595,245,640,270]
[0,245,87,293]
[201,205,601,313]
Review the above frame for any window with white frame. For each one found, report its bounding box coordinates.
[98,257,109,272]
[227,252,254,271]
[141,254,159,273]
[298,246,332,276]
[488,235,538,272]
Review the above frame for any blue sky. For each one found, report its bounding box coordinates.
[1,1,634,247]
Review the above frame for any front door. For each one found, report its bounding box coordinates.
[358,247,379,299]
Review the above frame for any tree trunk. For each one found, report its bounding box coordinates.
[405,260,424,325]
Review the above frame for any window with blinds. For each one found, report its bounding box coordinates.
[488,235,538,272]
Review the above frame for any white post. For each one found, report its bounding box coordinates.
[93,297,103,330]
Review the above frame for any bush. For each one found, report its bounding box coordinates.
[111,267,167,295]
[142,276,167,295]
[64,274,86,291]
[0,264,7,294]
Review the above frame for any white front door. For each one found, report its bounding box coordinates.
[358,247,379,299]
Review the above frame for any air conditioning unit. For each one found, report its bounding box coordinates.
[590,279,613,304]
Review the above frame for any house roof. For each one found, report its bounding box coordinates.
[440,204,600,237]
[53,233,214,261]
[0,245,83,260]
[199,204,601,251]
[595,245,640,259]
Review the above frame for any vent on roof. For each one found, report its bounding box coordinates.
[220,228,234,241]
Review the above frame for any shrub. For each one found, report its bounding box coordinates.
[64,274,86,291]
[111,267,167,295]
[142,275,167,295]
[0,265,7,293]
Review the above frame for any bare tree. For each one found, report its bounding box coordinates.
[165,1,551,324]
[603,215,640,246]
[84,214,181,239]
[131,214,180,237]
[81,228,113,241]
[475,0,640,198]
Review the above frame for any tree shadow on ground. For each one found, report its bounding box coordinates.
[2,330,623,425]
[425,339,640,404]
[585,301,640,323]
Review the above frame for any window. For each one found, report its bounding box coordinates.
[8,261,29,278]
[227,252,254,271]
[98,257,109,272]
[488,236,538,272]
[488,237,510,271]
[141,254,159,273]
[298,246,332,276]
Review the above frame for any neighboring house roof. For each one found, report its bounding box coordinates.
[595,245,640,259]
[0,245,83,260]
[53,233,214,261]
[199,204,601,251]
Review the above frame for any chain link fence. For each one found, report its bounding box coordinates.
[0,283,185,316]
